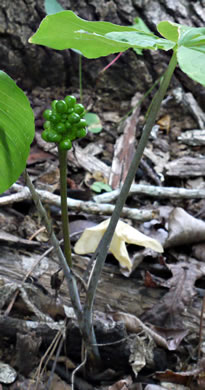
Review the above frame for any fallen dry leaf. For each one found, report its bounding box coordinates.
[112,312,187,351]
[74,218,163,270]
[142,257,205,329]
[165,207,205,248]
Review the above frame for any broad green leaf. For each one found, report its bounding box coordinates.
[0,71,35,193]
[44,0,82,56]
[44,0,64,14]
[85,112,102,133]
[91,181,112,193]
[29,10,138,58]
[105,31,175,51]
[177,46,205,86]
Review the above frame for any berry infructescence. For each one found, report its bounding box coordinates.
[42,95,87,150]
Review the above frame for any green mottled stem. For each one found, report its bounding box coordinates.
[58,146,72,268]
[84,51,178,336]
[24,170,101,366]
[79,54,83,104]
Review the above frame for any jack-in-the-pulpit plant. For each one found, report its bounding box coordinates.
[28,13,205,369]
[0,9,204,373]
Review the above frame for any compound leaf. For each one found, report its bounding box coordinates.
[29,10,174,57]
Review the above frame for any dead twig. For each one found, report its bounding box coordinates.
[93,183,205,203]
[1,183,156,221]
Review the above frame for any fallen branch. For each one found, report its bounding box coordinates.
[93,183,205,203]
[2,184,156,221]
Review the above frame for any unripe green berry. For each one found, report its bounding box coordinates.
[68,112,80,124]
[76,119,87,129]
[41,129,50,142]
[46,130,62,143]
[76,128,87,138]
[74,103,85,115]
[43,109,52,121]
[56,100,67,114]
[65,95,76,108]
[67,108,74,115]
[51,100,58,110]
[50,112,61,124]
[59,138,72,150]
[65,121,72,130]
[43,120,51,129]
[55,122,66,134]
[68,127,78,141]
[61,114,67,120]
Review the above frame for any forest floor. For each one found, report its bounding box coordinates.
[1,83,205,390]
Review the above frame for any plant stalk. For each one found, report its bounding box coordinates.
[24,170,101,366]
[79,54,83,104]
[57,147,102,366]
[58,147,72,268]
[84,51,178,334]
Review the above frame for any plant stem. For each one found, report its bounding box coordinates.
[24,170,101,366]
[119,75,162,124]
[84,51,178,334]
[79,55,83,104]
[58,146,72,268]
[57,148,102,367]
[24,170,82,316]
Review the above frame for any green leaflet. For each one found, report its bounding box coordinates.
[29,10,174,57]
[105,31,174,51]
[29,11,136,58]
[158,21,205,86]
[177,46,205,86]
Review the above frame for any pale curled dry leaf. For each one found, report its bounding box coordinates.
[74,218,163,270]
[165,207,205,248]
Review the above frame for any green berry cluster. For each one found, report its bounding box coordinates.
[41,95,87,150]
